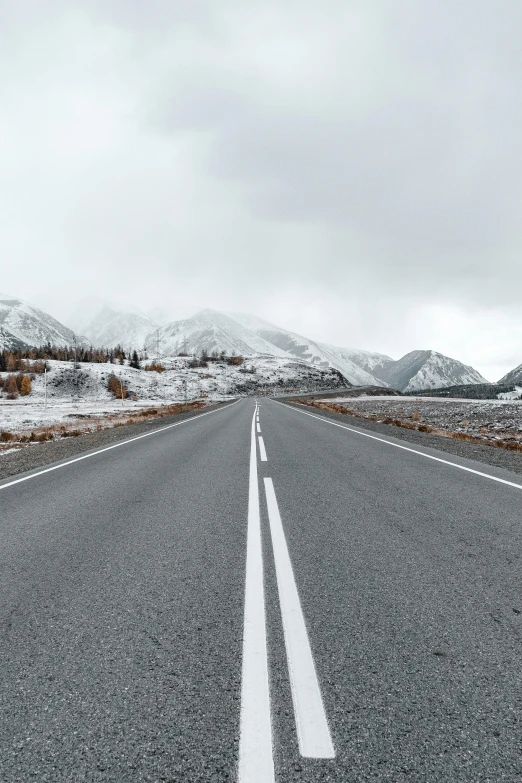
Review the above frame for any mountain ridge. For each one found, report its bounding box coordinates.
[0,293,87,350]
[0,293,499,392]
[144,309,295,360]
[374,349,489,392]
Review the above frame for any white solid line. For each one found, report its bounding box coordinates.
[271,400,522,492]
[0,401,239,492]
[238,411,274,782]
[258,436,268,462]
[264,478,335,759]
[257,423,261,434]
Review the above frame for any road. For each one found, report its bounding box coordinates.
[1,398,522,781]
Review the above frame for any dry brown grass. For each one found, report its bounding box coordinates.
[0,401,207,452]
[296,399,522,454]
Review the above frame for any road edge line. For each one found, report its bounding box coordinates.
[271,400,522,492]
[0,400,239,492]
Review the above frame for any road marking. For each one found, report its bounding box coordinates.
[257,423,261,433]
[0,401,239,492]
[258,436,268,462]
[264,478,335,758]
[238,406,275,783]
[271,400,522,493]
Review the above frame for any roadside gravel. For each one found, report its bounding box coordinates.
[0,400,235,482]
[282,400,522,477]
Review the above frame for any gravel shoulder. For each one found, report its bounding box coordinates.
[0,400,235,482]
[281,400,522,477]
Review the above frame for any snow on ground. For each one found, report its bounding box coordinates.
[0,355,344,440]
[498,386,522,400]
[315,395,522,443]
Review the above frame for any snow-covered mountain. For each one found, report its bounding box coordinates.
[145,309,296,359]
[4,293,492,394]
[374,350,489,392]
[498,362,522,386]
[228,312,391,386]
[0,293,85,350]
[66,298,158,350]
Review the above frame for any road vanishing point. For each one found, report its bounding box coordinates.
[1,398,522,781]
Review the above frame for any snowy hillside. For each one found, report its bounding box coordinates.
[0,293,86,350]
[145,309,294,359]
[66,298,158,350]
[0,355,346,410]
[315,342,392,384]
[228,312,389,386]
[498,362,522,386]
[320,345,393,375]
[374,350,489,392]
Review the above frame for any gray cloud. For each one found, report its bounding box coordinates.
[1,0,521,380]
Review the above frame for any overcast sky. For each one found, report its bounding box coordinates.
[2,0,521,380]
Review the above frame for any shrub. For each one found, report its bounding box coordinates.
[145,362,165,373]
[5,374,19,399]
[6,355,19,371]
[22,360,47,374]
[107,374,127,399]
[20,375,32,396]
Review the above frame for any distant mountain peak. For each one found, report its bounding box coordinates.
[65,298,158,350]
[145,310,294,359]
[0,293,85,350]
[374,348,489,391]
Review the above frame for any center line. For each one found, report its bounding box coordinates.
[264,478,335,759]
[258,436,268,461]
[238,406,274,783]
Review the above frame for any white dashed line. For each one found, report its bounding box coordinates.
[257,423,261,434]
[238,405,274,783]
[258,436,268,462]
[264,478,335,759]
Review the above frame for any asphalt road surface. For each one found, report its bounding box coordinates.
[1,398,522,782]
